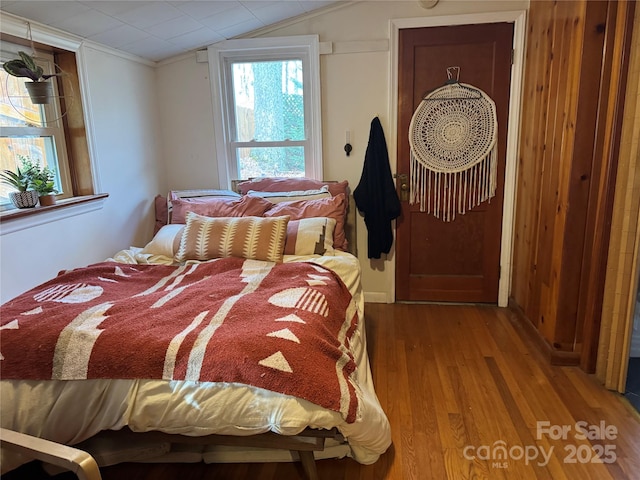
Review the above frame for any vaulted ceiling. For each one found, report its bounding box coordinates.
[0,1,341,62]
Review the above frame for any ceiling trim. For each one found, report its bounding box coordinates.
[1,11,81,52]
[78,39,156,67]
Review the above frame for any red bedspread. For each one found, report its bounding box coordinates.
[0,258,359,423]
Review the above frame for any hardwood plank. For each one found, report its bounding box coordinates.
[5,303,640,480]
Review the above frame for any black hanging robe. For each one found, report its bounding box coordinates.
[353,117,401,259]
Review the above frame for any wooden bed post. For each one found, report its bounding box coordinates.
[298,450,319,480]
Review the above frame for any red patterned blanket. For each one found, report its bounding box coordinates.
[0,258,359,423]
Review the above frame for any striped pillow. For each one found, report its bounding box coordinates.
[247,185,330,203]
[284,217,336,256]
[176,213,289,263]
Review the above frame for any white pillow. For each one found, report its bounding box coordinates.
[141,224,184,258]
[246,185,330,203]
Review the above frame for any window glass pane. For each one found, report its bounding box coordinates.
[0,136,62,202]
[0,69,44,127]
[237,146,304,179]
[232,60,304,142]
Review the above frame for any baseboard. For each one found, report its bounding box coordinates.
[507,300,581,366]
[363,292,389,303]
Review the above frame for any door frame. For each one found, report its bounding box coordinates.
[389,10,527,307]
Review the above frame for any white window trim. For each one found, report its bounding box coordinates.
[207,35,322,189]
[0,196,107,235]
[1,13,101,192]
[0,12,104,234]
[0,45,72,204]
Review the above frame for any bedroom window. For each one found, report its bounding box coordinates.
[0,19,104,233]
[0,46,72,210]
[208,36,322,188]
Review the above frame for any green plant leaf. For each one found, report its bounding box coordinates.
[18,51,38,72]
[3,52,49,81]
[0,167,31,192]
[2,59,39,81]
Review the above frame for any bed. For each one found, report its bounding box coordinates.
[0,178,391,478]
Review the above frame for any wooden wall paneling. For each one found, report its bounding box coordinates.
[529,2,555,326]
[529,1,556,327]
[514,0,548,324]
[536,0,586,347]
[573,0,619,357]
[534,0,567,342]
[511,0,635,369]
[512,0,559,343]
[512,0,555,322]
[578,0,636,372]
[554,0,609,349]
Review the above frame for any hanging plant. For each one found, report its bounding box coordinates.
[3,51,62,104]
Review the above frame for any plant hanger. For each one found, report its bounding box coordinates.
[3,21,73,118]
[421,66,484,101]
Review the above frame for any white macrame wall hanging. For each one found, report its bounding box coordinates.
[409,68,498,221]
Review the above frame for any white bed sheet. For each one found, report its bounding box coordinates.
[0,251,391,472]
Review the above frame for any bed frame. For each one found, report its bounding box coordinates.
[1,426,345,480]
[98,427,343,480]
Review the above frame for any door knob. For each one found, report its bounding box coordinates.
[395,173,409,201]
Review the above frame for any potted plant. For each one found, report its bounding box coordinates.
[0,164,38,208]
[20,156,58,206]
[2,51,61,104]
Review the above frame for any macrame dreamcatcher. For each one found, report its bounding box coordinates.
[409,68,498,221]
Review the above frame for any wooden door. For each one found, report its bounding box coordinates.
[395,23,514,303]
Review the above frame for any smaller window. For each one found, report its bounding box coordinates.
[209,36,322,188]
[0,45,72,210]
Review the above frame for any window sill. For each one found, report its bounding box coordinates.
[0,193,109,235]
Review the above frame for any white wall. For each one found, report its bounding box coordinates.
[156,56,218,190]
[0,1,529,304]
[0,46,165,303]
[156,0,527,301]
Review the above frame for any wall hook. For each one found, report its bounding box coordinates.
[344,130,352,156]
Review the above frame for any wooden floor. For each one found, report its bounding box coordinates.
[6,303,640,479]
